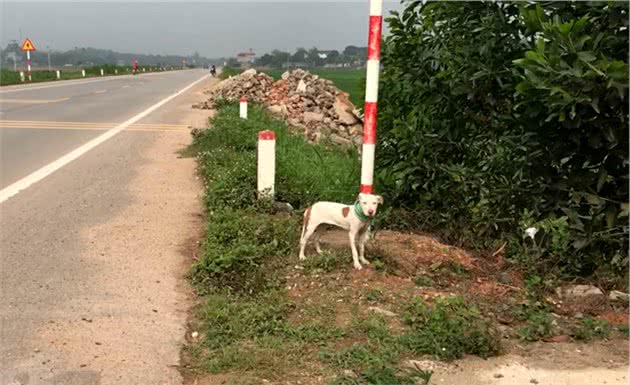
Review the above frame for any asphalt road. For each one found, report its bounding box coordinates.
[0,70,206,188]
[0,69,210,384]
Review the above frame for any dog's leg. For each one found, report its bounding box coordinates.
[348,228,362,270]
[299,224,317,260]
[313,230,323,255]
[359,228,370,265]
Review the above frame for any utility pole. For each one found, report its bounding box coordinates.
[47,46,52,71]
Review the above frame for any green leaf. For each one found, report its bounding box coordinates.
[535,38,545,54]
[590,97,600,114]
[578,51,596,63]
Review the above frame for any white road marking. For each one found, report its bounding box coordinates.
[0,74,209,204]
[93,89,107,94]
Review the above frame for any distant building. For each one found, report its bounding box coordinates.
[236,49,256,68]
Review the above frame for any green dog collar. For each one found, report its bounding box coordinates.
[353,200,373,223]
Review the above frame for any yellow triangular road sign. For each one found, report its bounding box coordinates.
[21,38,36,52]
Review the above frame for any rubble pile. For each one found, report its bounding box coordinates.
[194,68,363,147]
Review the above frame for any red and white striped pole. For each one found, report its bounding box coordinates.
[26,51,32,81]
[240,97,248,119]
[360,0,383,194]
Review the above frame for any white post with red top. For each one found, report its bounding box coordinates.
[257,130,276,198]
[240,97,248,119]
[360,0,383,195]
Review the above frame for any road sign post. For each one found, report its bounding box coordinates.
[21,38,36,82]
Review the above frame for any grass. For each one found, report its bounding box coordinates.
[264,68,365,106]
[401,296,501,360]
[1,65,173,86]
[191,101,359,210]
[184,101,503,383]
[219,66,241,79]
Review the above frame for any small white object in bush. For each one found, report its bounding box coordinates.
[525,227,538,239]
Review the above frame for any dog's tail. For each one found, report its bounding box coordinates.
[301,206,312,240]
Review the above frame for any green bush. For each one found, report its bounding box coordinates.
[377,0,628,277]
[401,296,501,360]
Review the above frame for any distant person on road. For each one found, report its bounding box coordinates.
[210,65,217,77]
[132,59,138,75]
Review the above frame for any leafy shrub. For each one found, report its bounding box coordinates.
[513,3,629,275]
[401,296,501,360]
[377,0,628,276]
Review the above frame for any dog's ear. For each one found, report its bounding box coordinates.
[357,193,364,201]
[376,195,384,204]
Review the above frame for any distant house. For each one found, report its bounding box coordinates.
[236,50,256,68]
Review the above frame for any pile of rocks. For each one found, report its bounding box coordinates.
[194,68,363,147]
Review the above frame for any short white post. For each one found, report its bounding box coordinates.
[115,69,118,74]
[240,97,248,119]
[56,70,61,79]
[100,68,104,76]
[142,68,146,72]
[19,71,25,82]
[257,130,276,198]
[82,69,86,77]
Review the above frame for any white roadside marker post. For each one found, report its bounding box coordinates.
[240,97,248,119]
[56,70,61,79]
[82,69,86,77]
[257,130,276,199]
[100,68,104,76]
[20,71,25,82]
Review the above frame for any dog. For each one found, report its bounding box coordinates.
[299,193,384,270]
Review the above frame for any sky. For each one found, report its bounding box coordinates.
[0,1,402,58]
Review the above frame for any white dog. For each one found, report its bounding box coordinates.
[299,193,384,270]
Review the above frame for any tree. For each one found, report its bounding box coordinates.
[306,47,323,67]
[377,0,628,275]
[292,47,307,63]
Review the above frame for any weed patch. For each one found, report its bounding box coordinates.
[401,296,501,360]
[191,208,299,294]
[572,317,611,341]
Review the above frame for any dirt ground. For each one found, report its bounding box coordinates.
[315,229,629,385]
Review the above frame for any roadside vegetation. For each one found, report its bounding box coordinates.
[378,1,628,285]
[0,64,175,86]
[183,1,627,383]
[183,101,627,384]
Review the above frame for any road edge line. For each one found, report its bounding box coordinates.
[0,74,208,204]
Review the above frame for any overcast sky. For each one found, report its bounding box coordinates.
[0,1,401,58]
